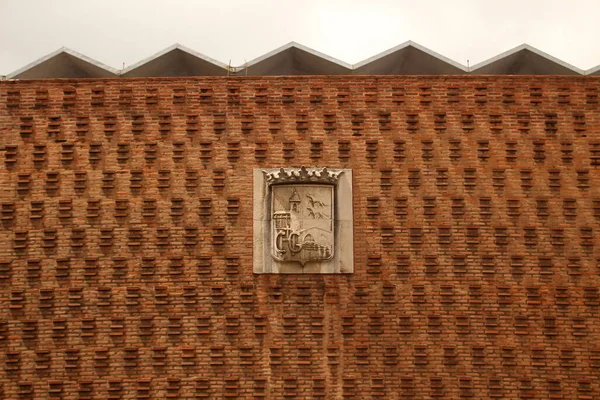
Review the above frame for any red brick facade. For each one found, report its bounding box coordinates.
[0,76,599,398]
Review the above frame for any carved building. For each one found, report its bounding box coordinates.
[0,43,599,398]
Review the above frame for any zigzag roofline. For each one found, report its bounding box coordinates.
[4,42,600,78]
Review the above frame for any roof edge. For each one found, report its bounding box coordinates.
[121,43,230,74]
[470,44,585,74]
[585,64,600,75]
[242,42,353,70]
[352,40,469,71]
[6,47,119,79]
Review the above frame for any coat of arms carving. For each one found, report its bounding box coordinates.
[271,185,334,265]
[254,167,353,274]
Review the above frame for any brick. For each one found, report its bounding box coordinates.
[0,76,598,399]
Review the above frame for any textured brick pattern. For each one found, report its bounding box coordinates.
[0,76,599,398]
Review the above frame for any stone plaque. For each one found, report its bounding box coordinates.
[254,167,353,274]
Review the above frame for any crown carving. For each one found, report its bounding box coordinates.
[263,167,343,186]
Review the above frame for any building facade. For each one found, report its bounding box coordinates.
[0,72,599,398]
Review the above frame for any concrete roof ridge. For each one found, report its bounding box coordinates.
[470,43,585,74]
[584,63,600,75]
[121,43,230,75]
[353,40,468,71]
[7,47,119,79]
[242,41,353,70]
[6,43,600,78]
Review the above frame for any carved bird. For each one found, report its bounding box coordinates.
[306,194,326,208]
[306,207,328,219]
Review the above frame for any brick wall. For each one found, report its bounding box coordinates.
[0,76,599,398]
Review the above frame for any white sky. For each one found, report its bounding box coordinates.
[2,0,600,74]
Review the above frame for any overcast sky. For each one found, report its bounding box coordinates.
[2,0,600,74]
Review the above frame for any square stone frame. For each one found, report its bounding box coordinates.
[253,168,353,274]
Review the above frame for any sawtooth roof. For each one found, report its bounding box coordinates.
[4,42,600,79]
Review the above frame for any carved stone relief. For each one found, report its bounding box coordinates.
[254,167,353,274]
